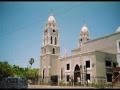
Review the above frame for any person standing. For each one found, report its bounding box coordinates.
[77,77,81,86]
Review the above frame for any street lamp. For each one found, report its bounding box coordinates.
[48,66,51,84]
[84,65,86,85]
[84,65,88,86]
[48,66,51,76]
[38,66,41,84]
[80,65,83,85]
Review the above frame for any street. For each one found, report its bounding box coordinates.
[28,85,95,89]
[28,85,120,89]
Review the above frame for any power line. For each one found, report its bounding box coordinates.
[0,17,46,38]
[56,4,81,17]
[1,4,81,39]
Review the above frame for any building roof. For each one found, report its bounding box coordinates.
[85,32,120,44]
[60,50,115,60]
[72,32,120,52]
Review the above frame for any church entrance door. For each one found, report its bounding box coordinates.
[74,64,81,85]
[51,75,58,86]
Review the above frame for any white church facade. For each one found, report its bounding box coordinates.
[40,15,120,85]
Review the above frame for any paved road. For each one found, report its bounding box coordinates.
[28,85,120,89]
[28,85,96,89]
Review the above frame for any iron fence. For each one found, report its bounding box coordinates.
[29,75,120,88]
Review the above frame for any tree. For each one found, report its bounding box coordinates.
[29,58,34,68]
[0,61,14,80]
[0,60,38,82]
[26,68,39,84]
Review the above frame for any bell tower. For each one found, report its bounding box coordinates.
[40,14,60,83]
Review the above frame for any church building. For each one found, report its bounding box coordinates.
[40,15,120,85]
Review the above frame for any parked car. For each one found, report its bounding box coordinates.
[1,77,28,89]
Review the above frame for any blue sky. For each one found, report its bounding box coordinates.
[0,2,120,68]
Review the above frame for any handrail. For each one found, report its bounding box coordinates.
[113,74,120,83]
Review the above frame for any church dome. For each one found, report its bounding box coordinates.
[48,15,56,23]
[81,24,89,34]
[116,26,120,32]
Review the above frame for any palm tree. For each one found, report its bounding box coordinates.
[29,58,34,68]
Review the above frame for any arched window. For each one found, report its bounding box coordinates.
[51,36,52,44]
[44,39,45,45]
[43,69,45,79]
[45,30,47,33]
[55,37,57,45]
[52,48,55,54]
[53,29,55,32]
[80,39,82,41]
[46,36,48,43]
[61,68,63,80]
[44,48,46,54]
